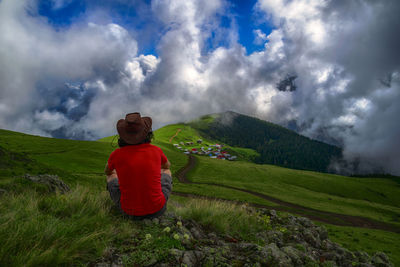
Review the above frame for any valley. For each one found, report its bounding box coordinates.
[1,113,400,265]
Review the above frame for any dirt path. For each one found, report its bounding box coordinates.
[173,155,400,233]
[169,129,182,143]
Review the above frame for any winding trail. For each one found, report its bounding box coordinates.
[169,129,182,143]
[172,155,400,233]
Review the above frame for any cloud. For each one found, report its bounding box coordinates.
[255,0,400,175]
[0,0,399,175]
[253,29,268,45]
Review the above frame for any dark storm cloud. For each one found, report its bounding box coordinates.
[256,0,400,175]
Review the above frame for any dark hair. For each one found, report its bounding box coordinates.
[118,131,154,147]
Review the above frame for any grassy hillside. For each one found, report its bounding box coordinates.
[1,128,400,265]
[189,111,342,173]
[185,156,400,226]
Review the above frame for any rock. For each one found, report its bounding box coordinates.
[24,174,70,193]
[269,209,277,218]
[95,263,110,267]
[143,219,152,225]
[355,251,370,263]
[194,250,205,262]
[320,251,339,262]
[282,246,302,265]
[303,229,321,248]
[91,208,395,267]
[190,226,205,240]
[297,217,313,228]
[0,188,6,195]
[143,256,158,266]
[265,243,292,266]
[169,248,184,262]
[236,242,259,251]
[321,239,335,251]
[372,252,393,267]
[335,246,353,262]
[286,232,303,243]
[182,251,197,267]
[266,230,284,247]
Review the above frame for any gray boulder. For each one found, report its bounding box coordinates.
[24,174,70,193]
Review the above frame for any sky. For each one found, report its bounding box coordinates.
[0,0,400,175]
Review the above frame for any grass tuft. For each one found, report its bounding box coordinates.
[0,186,113,266]
[170,198,267,241]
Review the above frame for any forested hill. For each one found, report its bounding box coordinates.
[189,111,342,173]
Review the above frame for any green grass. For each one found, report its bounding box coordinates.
[173,182,277,207]
[186,156,400,226]
[170,196,269,242]
[319,223,400,266]
[0,187,113,266]
[1,128,400,265]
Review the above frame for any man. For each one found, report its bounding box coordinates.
[105,112,172,219]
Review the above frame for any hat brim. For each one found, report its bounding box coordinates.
[117,117,152,144]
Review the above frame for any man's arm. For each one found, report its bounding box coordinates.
[161,159,171,170]
[105,163,118,183]
[161,160,171,176]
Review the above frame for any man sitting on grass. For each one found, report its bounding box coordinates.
[105,112,172,219]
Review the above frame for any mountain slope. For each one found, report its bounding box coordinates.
[1,128,400,265]
[189,111,342,173]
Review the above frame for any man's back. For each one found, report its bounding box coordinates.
[108,143,168,216]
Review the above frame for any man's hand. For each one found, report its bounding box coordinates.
[161,160,171,176]
[105,163,118,183]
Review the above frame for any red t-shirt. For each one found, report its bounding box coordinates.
[107,143,168,216]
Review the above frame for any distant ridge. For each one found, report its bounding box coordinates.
[189,111,342,173]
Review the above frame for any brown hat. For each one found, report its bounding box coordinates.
[116,112,152,144]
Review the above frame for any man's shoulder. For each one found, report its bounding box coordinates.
[148,143,162,151]
[110,148,121,155]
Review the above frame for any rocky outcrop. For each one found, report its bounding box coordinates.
[95,209,393,267]
[24,174,70,193]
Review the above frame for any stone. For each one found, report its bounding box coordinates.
[318,225,329,240]
[372,252,393,267]
[169,248,184,262]
[320,251,339,262]
[266,231,283,247]
[303,229,321,248]
[282,246,302,265]
[355,251,370,263]
[269,209,277,218]
[194,250,205,262]
[190,227,205,240]
[265,243,292,266]
[321,239,335,251]
[24,174,70,193]
[297,217,313,227]
[236,242,259,251]
[182,251,197,267]
[143,256,157,266]
[143,219,152,225]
